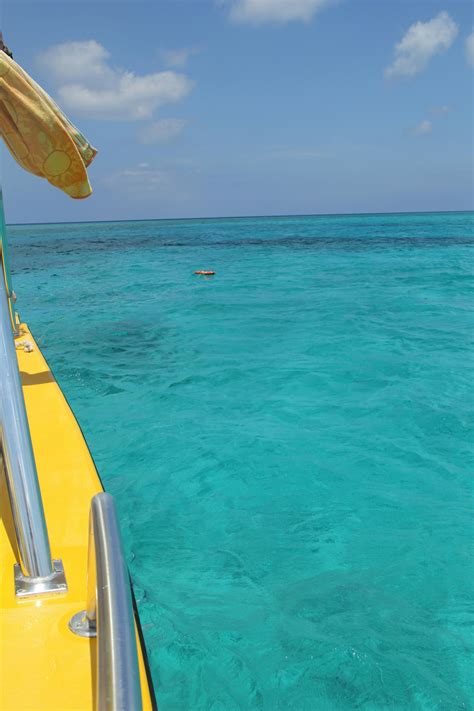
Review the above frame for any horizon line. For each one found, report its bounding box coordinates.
[6,208,474,228]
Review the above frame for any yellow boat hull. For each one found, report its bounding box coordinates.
[0,324,154,710]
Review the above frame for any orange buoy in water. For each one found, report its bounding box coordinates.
[194,270,215,276]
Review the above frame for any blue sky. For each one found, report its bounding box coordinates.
[2,0,473,223]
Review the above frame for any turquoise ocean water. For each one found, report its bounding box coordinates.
[8,211,474,710]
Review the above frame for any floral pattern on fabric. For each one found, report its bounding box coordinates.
[0,52,97,199]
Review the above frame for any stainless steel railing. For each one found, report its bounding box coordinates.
[69,493,143,711]
[1,201,146,704]
[0,202,67,596]
[0,189,18,335]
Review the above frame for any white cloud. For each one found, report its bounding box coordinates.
[466,30,474,67]
[227,0,331,25]
[161,47,200,68]
[139,118,187,144]
[105,165,170,192]
[428,105,451,115]
[409,119,432,136]
[104,163,199,203]
[36,40,194,120]
[57,73,192,120]
[385,12,458,79]
[36,40,114,86]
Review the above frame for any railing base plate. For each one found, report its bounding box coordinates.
[68,610,97,638]
[14,559,67,598]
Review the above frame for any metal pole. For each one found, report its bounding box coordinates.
[69,493,143,711]
[0,189,19,335]
[0,245,67,596]
[94,494,143,711]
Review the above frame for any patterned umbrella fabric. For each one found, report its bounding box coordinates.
[0,50,97,199]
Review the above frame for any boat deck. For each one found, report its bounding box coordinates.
[0,324,153,710]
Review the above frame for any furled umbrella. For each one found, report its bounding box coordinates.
[0,41,97,198]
